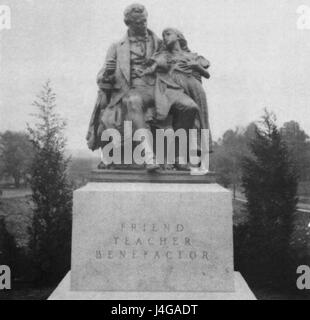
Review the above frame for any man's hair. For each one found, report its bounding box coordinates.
[124,3,148,26]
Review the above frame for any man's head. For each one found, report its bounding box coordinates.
[124,3,148,35]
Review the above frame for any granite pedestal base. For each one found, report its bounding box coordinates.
[71,182,234,292]
[49,179,256,299]
[49,272,256,300]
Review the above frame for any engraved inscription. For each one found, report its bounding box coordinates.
[95,223,209,261]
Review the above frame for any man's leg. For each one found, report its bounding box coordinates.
[123,91,159,171]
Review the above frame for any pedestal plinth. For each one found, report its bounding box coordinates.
[49,170,256,299]
[49,272,256,300]
[71,180,234,292]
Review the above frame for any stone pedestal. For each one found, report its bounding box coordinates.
[90,169,217,184]
[49,271,256,300]
[71,182,234,292]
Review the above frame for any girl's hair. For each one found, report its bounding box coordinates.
[162,28,191,52]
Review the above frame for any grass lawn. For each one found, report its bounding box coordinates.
[0,287,54,301]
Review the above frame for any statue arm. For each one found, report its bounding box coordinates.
[142,62,158,76]
[142,52,169,76]
[185,54,210,79]
[97,43,117,89]
[87,44,117,151]
[195,64,210,79]
[195,56,211,79]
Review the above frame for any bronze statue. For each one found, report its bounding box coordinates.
[86,4,211,173]
[87,3,161,171]
[142,28,212,169]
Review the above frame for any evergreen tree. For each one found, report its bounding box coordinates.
[280,121,310,180]
[27,81,72,285]
[0,217,18,271]
[242,110,298,286]
[212,127,249,197]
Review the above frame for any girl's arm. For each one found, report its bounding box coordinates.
[195,64,210,79]
[197,56,210,79]
[142,62,158,76]
[142,52,169,76]
[186,55,211,79]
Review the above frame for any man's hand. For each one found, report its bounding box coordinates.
[135,65,156,78]
[134,68,145,77]
[140,67,155,77]
[105,60,116,73]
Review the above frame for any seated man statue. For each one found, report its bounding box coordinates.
[87,3,161,171]
[86,3,206,173]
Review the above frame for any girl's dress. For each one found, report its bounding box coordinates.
[151,50,211,133]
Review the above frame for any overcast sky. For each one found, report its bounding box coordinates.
[1,0,310,153]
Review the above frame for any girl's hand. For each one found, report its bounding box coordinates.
[177,58,199,71]
[185,58,200,69]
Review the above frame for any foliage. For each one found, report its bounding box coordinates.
[241,110,298,287]
[0,131,34,187]
[27,81,72,285]
[280,121,310,180]
[212,126,251,197]
[0,217,19,270]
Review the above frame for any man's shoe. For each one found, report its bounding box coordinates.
[174,163,191,171]
[97,161,113,170]
[161,163,175,171]
[190,167,209,176]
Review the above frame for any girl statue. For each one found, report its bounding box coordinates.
[142,27,212,172]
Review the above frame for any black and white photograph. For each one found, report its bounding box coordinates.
[0,0,310,302]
